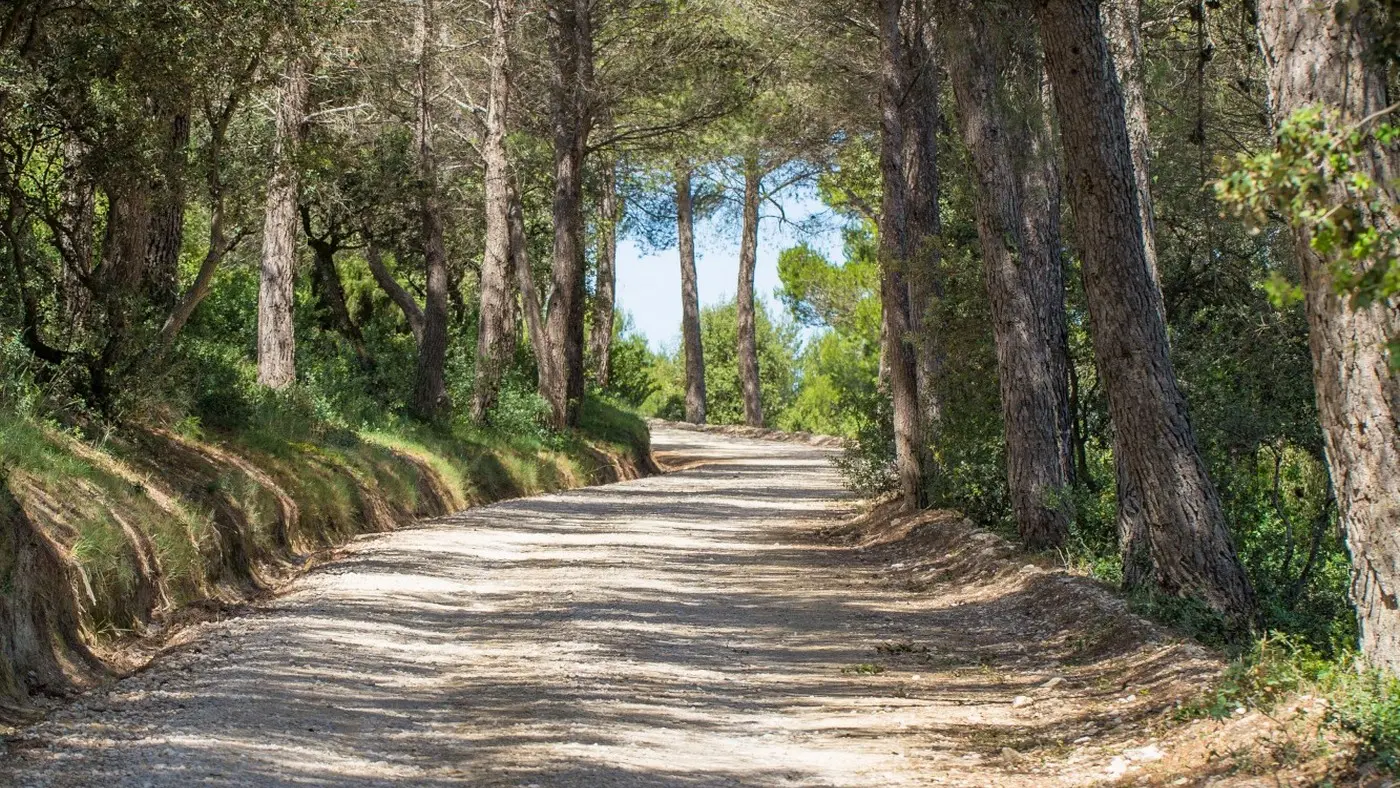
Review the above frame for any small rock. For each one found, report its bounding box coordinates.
[1011,695,1034,709]
[1001,746,1024,763]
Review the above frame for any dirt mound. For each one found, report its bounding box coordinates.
[820,501,1383,785]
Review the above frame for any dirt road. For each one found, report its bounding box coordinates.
[1,426,1213,787]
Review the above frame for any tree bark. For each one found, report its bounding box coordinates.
[542,0,593,428]
[902,6,943,465]
[1036,0,1255,626]
[589,158,620,388]
[412,0,450,421]
[256,57,310,391]
[676,167,706,425]
[56,138,93,337]
[472,0,517,423]
[878,0,924,508]
[736,155,764,428]
[1101,0,1159,282]
[144,110,190,309]
[943,2,1074,549]
[1103,0,1159,585]
[1257,0,1400,671]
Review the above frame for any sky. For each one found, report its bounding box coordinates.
[614,192,848,353]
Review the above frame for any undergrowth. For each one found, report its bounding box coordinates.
[1180,633,1400,770]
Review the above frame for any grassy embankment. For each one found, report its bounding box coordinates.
[0,396,654,719]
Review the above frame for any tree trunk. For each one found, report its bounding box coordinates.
[676,167,706,425]
[510,182,556,401]
[736,155,764,428]
[308,238,371,367]
[1257,0,1400,671]
[144,110,190,309]
[1036,0,1255,626]
[1103,0,1159,585]
[256,58,309,391]
[412,0,450,421]
[902,7,943,465]
[542,0,593,429]
[943,3,1074,549]
[1102,0,1159,281]
[57,138,94,339]
[472,0,517,423]
[589,159,620,388]
[366,242,425,344]
[878,0,924,508]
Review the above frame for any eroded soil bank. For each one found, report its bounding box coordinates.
[0,426,1359,785]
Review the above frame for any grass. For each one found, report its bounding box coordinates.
[0,396,653,708]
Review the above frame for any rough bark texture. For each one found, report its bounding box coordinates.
[943,2,1074,549]
[1257,0,1400,671]
[589,160,619,388]
[542,0,593,429]
[901,6,943,462]
[1102,0,1159,588]
[676,167,706,425]
[256,58,309,391]
[412,0,450,422]
[144,111,190,309]
[878,0,924,508]
[1037,0,1255,625]
[472,0,517,423]
[1101,0,1159,280]
[56,139,93,337]
[736,156,764,428]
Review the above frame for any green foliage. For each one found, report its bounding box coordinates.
[601,314,659,408]
[640,298,801,427]
[1183,633,1400,769]
[1217,105,1400,310]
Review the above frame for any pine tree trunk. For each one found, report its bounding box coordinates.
[542,0,592,429]
[1103,0,1159,585]
[943,3,1074,550]
[589,159,619,388]
[1257,0,1400,671]
[412,0,450,421]
[878,0,924,508]
[57,139,93,337]
[736,155,763,428]
[1102,0,1159,280]
[144,111,189,309]
[256,58,309,391]
[472,0,517,423]
[676,167,706,425]
[1037,0,1256,626]
[902,8,943,463]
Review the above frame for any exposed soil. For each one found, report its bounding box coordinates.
[0,427,1357,785]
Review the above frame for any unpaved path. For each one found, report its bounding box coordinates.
[1,427,1213,787]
